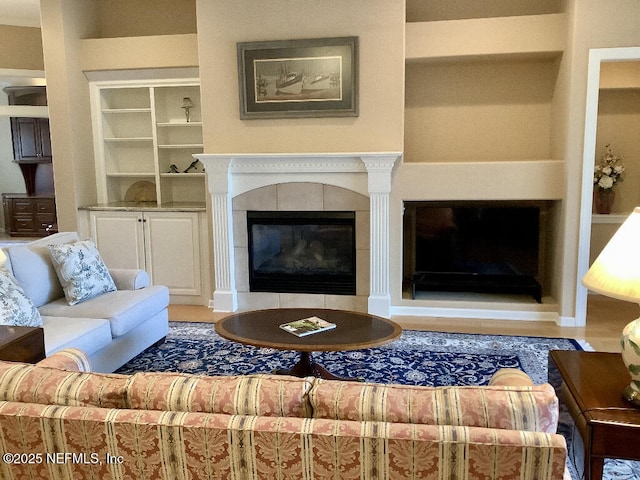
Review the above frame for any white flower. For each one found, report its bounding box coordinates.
[602,166,612,175]
[598,176,614,189]
[614,165,624,173]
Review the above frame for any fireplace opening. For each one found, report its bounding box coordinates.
[247,211,356,295]
[403,201,546,302]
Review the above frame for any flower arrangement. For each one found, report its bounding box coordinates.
[594,144,625,190]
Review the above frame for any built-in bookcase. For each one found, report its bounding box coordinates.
[90,79,205,205]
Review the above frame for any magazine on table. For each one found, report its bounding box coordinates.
[279,316,336,337]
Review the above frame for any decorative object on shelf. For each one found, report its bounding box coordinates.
[168,164,179,173]
[594,188,616,215]
[593,144,625,214]
[183,159,202,173]
[181,97,194,122]
[124,181,157,203]
[237,36,358,119]
[583,207,640,407]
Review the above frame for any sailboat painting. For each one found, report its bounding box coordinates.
[238,37,358,119]
[254,56,342,102]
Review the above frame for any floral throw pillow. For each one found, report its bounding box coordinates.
[48,240,117,306]
[0,267,43,327]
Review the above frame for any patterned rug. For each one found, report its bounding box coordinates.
[117,322,640,480]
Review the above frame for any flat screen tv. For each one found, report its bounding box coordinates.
[407,201,542,301]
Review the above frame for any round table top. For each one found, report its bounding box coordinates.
[215,308,402,352]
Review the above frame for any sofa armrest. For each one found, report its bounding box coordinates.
[109,269,150,290]
[37,348,92,372]
[489,368,535,387]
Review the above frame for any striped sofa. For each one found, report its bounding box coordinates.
[0,349,568,480]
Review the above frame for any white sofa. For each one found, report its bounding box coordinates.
[0,232,169,373]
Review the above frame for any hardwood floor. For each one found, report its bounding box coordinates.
[169,295,639,353]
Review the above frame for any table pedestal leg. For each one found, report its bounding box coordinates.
[275,351,361,381]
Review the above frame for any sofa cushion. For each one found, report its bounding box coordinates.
[39,285,169,338]
[308,379,559,433]
[42,316,112,356]
[127,372,312,417]
[5,232,80,308]
[0,267,43,327]
[7,245,64,307]
[48,240,117,305]
[0,361,129,408]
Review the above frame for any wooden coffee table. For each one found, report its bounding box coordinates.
[549,350,640,480]
[215,308,402,380]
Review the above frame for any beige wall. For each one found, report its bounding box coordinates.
[196,0,405,154]
[404,58,558,163]
[40,0,99,232]
[93,0,196,38]
[0,26,44,71]
[552,0,640,320]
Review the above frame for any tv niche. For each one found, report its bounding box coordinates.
[404,201,543,302]
[247,211,356,295]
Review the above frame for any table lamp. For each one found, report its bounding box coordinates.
[181,97,194,122]
[583,206,640,407]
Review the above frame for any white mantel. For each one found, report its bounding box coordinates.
[196,152,402,318]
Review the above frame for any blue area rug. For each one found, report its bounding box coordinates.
[117,322,640,480]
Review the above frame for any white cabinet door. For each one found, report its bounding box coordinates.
[89,211,145,270]
[143,211,202,296]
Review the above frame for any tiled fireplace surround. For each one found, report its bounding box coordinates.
[198,153,401,318]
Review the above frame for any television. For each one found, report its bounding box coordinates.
[406,201,542,302]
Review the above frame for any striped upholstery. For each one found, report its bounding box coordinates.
[489,367,535,386]
[0,357,566,479]
[0,401,567,480]
[308,379,560,433]
[0,361,129,409]
[37,348,92,372]
[127,372,313,417]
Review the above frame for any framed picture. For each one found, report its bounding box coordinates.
[237,36,358,119]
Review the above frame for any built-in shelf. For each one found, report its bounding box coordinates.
[405,13,566,62]
[159,173,205,178]
[102,108,152,114]
[157,122,202,127]
[90,78,205,205]
[158,144,204,149]
[591,214,628,224]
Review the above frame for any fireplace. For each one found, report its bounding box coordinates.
[247,211,356,295]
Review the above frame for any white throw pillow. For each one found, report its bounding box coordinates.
[0,267,43,327]
[48,240,117,306]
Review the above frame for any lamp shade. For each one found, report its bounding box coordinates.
[583,207,640,302]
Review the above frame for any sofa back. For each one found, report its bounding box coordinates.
[0,359,558,433]
[0,361,312,418]
[308,378,560,433]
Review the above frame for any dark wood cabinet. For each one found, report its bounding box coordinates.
[2,194,57,237]
[10,117,52,163]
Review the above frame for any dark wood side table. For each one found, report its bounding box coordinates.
[0,326,45,363]
[549,350,640,480]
